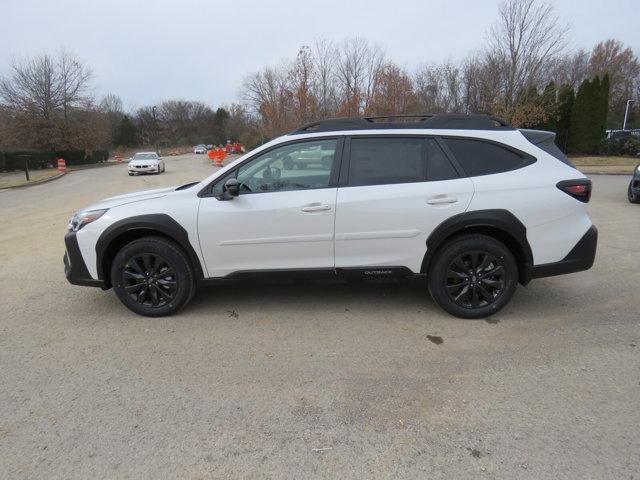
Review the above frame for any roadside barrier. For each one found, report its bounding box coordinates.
[208,148,226,167]
[215,149,226,167]
[57,158,67,172]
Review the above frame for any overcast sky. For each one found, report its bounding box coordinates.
[2,0,638,111]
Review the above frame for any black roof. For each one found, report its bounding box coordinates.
[288,114,513,135]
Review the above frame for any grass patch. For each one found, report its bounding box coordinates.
[0,169,63,188]
[570,156,639,167]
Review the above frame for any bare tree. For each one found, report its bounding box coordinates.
[289,46,318,125]
[335,38,385,115]
[0,49,96,149]
[368,62,417,115]
[311,38,339,117]
[415,61,465,113]
[488,0,568,105]
[588,39,640,126]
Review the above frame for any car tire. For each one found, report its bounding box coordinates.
[128,173,133,176]
[427,234,518,319]
[628,182,640,203]
[110,236,195,317]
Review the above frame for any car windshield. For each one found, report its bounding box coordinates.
[133,153,157,160]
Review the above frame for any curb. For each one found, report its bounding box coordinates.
[0,171,67,191]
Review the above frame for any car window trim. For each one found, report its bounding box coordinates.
[198,136,344,198]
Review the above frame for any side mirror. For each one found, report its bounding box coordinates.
[223,178,239,199]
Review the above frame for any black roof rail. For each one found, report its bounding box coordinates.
[288,114,513,135]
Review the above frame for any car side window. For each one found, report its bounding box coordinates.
[427,139,459,181]
[348,137,425,186]
[443,138,529,177]
[235,139,337,194]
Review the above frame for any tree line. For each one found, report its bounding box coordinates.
[241,1,639,154]
[0,0,638,156]
[0,51,258,154]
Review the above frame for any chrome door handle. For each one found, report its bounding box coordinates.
[301,203,331,212]
[427,195,458,205]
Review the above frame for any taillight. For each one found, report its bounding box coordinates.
[557,179,592,203]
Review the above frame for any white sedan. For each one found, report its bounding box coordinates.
[128,152,165,176]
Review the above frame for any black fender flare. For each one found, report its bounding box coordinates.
[421,209,534,283]
[95,214,205,283]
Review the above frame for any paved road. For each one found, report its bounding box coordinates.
[0,156,638,479]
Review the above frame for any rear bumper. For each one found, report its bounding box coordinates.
[64,232,105,288]
[527,225,597,281]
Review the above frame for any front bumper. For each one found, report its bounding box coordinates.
[129,165,159,174]
[64,232,105,288]
[527,225,598,280]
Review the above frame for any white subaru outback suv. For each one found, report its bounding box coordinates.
[64,114,597,319]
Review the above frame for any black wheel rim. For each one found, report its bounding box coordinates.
[121,254,177,308]
[445,250,505,309]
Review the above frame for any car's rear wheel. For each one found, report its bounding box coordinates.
[628,182,640,203]
[111,237,195,317]
[428,235,518,319]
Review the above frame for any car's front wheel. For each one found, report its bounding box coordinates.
[111,237,195,317]
[628,182,640,203]
[427,234,518,319]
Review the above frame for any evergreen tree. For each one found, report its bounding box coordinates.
[568,79,591,153]
[597,74,610,138]
[569,77,608,154]
[534,81,558,131]
[113,115,138,148]
[555,84,574,152]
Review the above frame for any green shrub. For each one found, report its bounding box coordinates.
[599,136,640,156]
[0,149,56,171]
[0,148,110,171]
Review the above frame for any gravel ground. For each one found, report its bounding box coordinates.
[0,154,638,479]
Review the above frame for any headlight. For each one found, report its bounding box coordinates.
[68,209,108,232]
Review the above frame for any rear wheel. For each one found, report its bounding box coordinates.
[111,237,195,317]
[628,182,640,203]
[428,235,518,319]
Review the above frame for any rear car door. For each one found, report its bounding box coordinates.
[334,136,474,272]
[197,138,342,277]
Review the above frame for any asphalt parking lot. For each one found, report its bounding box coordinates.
[0,154,638,479]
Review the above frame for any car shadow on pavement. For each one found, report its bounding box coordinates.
[188,280,436,316]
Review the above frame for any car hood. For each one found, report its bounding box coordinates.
[130,159,159,165]
[84,185,178,210]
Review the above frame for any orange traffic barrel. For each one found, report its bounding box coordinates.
[57,158,67,172]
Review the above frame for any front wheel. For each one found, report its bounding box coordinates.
[111,237,195,317]
[428,235,518,319]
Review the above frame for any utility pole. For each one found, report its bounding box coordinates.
[152,105,159,153]
[623,99,635,130]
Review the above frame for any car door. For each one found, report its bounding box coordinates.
[334,136,474,273]
[197,137,342,277]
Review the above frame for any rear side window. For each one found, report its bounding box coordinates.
[427,139,458,181]
[348,138,424,186]
[444,138,530,177]
[536,138,575,167]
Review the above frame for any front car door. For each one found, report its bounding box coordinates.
[198,137,342,277]
[334,136,474,273]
